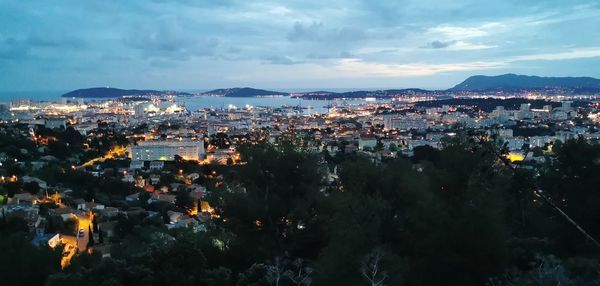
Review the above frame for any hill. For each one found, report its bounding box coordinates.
[202,87,289,97]
[62,87,190,98]
[293,88,442,99]
[451,74,600,92]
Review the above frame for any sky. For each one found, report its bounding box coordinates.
[1,0,600,92]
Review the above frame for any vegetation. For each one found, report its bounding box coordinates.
[4,135,600,285]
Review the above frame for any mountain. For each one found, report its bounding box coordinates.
[293,88,443,99]
[62,87,190,98]
[451,74,600,92]
[202,87,289,97]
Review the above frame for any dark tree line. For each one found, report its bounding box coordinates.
[5,138,600,285]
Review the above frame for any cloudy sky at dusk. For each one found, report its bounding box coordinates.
[2,0,600,91]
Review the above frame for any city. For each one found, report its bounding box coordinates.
[3,87,600,285]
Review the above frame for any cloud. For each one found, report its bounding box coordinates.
[261,55,304,65]
[418,22,503,51]
[123,15,219,60]
[0,38,29,59]
[338,46,600,79]
[426,22,505,40]
[335,58,506,77]
[0,34,85,60]
[510,48,600,62]
[427,40,456,49]
[287,22,365,44]
[422,39,496,50]
[26,35,85,48]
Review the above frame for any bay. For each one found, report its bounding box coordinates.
[0,91,387,114]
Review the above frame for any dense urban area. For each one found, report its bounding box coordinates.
[2,92,600,286]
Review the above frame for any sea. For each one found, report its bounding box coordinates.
[0,90,387,114]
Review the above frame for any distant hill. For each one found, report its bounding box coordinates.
[294,88,442,99]
[62,87,190,98]
[202,87,289,97]
[451,74,600,92]
[63,74,600,99]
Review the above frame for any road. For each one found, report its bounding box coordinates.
[76,214,92,252]
[58,213,93,268]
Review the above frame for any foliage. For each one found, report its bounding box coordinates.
[4,139,600,286]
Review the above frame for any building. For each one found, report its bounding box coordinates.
[44,118,67,129]
[130,140,205,161]
[358,137,378,150]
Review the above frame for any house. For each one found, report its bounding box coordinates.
[21,176,48,189]
[358,137,378,150]
[149,174,161,185]
[77,201,105,211]
[129,160,144,170]
[186,173,200,181]
[122,174,134,183]
[32,232,60,248]
[49,206,74,217]
[125,192,141,202]
[149,194,176,204]
[149,161,165,170]
[167,211,185,224]
[11,192,39,204]
[60,213,77,222]
[125,207,146,217]
[44,118,67,129]
[98,207,119,218]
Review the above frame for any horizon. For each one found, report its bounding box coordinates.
[4,73,600,95]
[2,1,600,93]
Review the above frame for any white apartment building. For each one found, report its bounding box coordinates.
[130,140,205,161]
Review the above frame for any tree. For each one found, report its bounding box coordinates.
[0,232,62,286]
[284,258,313,286]
[266,257,285,286]
[215,143,326,261]
[388,143,398,152]
[374,141,384,152]
[361,249,388,286]
[87,225,95,249]
[174,154,184,162]
[175,190,194,210]
[23,181,40,195]
[98,227,104,244]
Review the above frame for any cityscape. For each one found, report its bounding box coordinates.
[3,1,600,286]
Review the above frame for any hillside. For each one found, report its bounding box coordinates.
[451,74,600,92]
[62,87,190,98]
[294,88,442,99]
[202,87,289,97]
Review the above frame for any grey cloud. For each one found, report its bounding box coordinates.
[101,54,133,62]
[26,35,86,48]
[287,22,366,44]
[306,51,354,59]
[425,40,457,49]
[0,35,86,60]
[261,55,304,65]
[124,16,219,60]
[0,38,29,59]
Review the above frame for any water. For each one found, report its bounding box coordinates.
[176,96,375,114]
[0,91,385,114]
[0,90,68,102]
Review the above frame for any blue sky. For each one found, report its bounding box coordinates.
[1,0,600,91]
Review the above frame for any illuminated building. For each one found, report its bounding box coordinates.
[44,117,67,129]
[130,140,205,161]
